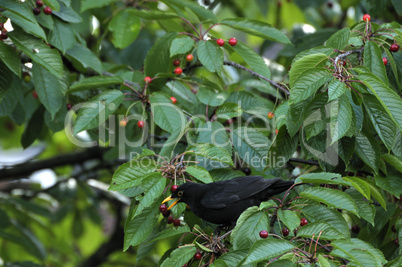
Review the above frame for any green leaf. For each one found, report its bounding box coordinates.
[302,204,350,238]
[220,18,290,44]
[268,127,298,164]
[297,221,346,240]
[300,187,359,216]
[231,207,270,250]
[0,62,13,103]
[109,155,156,190]
[343,176,371,200]
[295,172,351,186]
[243,239,294,264]
[149,226,190,243]
[277,209,300,232]
[382,154,402,173]
[0,0,47,41]
[81,0,116,12]
[53,4,82,23]
[289,53,329,87]
[327,79,347,102]
[289,69,332,104]
[185,165,214,183]
[49,18,75,54]
[384,49,400,89]
[187,144,234,166]
[8,26,63,77]
[232,42,271,78]
[32,64,64,119]
[160,245,197,267]
[363,94,397,150]
[197,87,228,106]
[43,0,60,11]
[0,42,21,77]
[231,127,270,172]
[21,106,45,149]
[66,44,102,74]
[355,132,380,173]
[330,94,352,144]
[197,40,224,73]
[375,169,402,198]
[69,76,124,93]
[215,103,242,120]
[345,189,375,225]
[109,10,140,49]
[326,28,350,50]
[135,173,166,216]
[170,36,195,57]
[364,41,388,85]
[124,199,160,251]
[144,32,177,77]
[150,93,187,134]
[128,9,179,19]
[74,90,123,134]
[159,125,189,161]
[162,0,216,21]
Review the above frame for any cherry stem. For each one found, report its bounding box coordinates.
[123,82,142,97]
[180,17,200,37]
[178,32,200,40]
[202,23,220,38]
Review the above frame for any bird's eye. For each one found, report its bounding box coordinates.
[177,191,183,197]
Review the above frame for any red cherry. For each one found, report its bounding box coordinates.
[268,112,275,119]
[300,218,308,226]
[36,0,44,7]
[194,251,202,260]
[351,225,360,233]
[341,60,346,66]
[173,219,181,227]
[44,7,52,15]
[282,228,289,236]
[162,210,171,217]
[186,54,194,62]
[167,216,174,224]
[171,185,178,192]
[174,67,183,75]
[216,38,225,46]
[173,59,181,66]
[0,32,7,40]
[33,7,41,15]
[259,230,268,238]
[390,43,400,52]
[137,120,144,128]
[159,204,167,212]
[170,96,177,104]
[275,129,279,134]
[362,14,371,22]
[144,76,152,83]
[32,91,38,99]
[66,103,73,111]
[229,37,237,46]
[119,119,128,127]
[383,57,388,66]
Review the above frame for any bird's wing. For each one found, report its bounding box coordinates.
[200,176,279,209]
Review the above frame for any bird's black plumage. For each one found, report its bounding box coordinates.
[162,176,294,225]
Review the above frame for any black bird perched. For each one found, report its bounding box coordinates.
[162,176,294,226]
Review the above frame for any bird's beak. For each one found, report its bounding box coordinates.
[162,196,180,210]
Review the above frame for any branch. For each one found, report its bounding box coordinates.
[288,158,319,166]
[334,47,364,72]
[0,147,106,181]
[223,61,290,95]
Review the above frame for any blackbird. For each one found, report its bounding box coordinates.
[162,176,294,225]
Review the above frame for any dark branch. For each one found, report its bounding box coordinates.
[288,158,319,166]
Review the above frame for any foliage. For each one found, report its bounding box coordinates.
[0,0,401,266]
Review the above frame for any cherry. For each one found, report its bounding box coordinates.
[243,167,251,175]
[282,228,289,236]
[173,59,181,66]
[275,129,279,134]
[382,57,388,66]
[390,43,400,52]
[44,7,52,15]
[351,225,360,233]
[229,37,237,46]
[186,54,194,62]
[36,0,44,7]
[159,204,168,212]
[66,103,73,111]
[259,230,268,238]
[216,38,225,46]
[363,14,370,22]
[171,185,178,192]
[33,7,41,15]
[162,210,171,217]
[341,60,346,66]
[32,91,38,99]
[119,118,128,127]
[174,67,183,75]
[170,96,177,104]
[173,218,181,227]
[267,112,275,119]
[0,32,7,40]
[144,76,152,83]
[167,216,174,224]
[194,251,202,260]
[137,120,144,128]
[300,218,308,226]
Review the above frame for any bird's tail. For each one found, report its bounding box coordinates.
[271,180,295,196]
